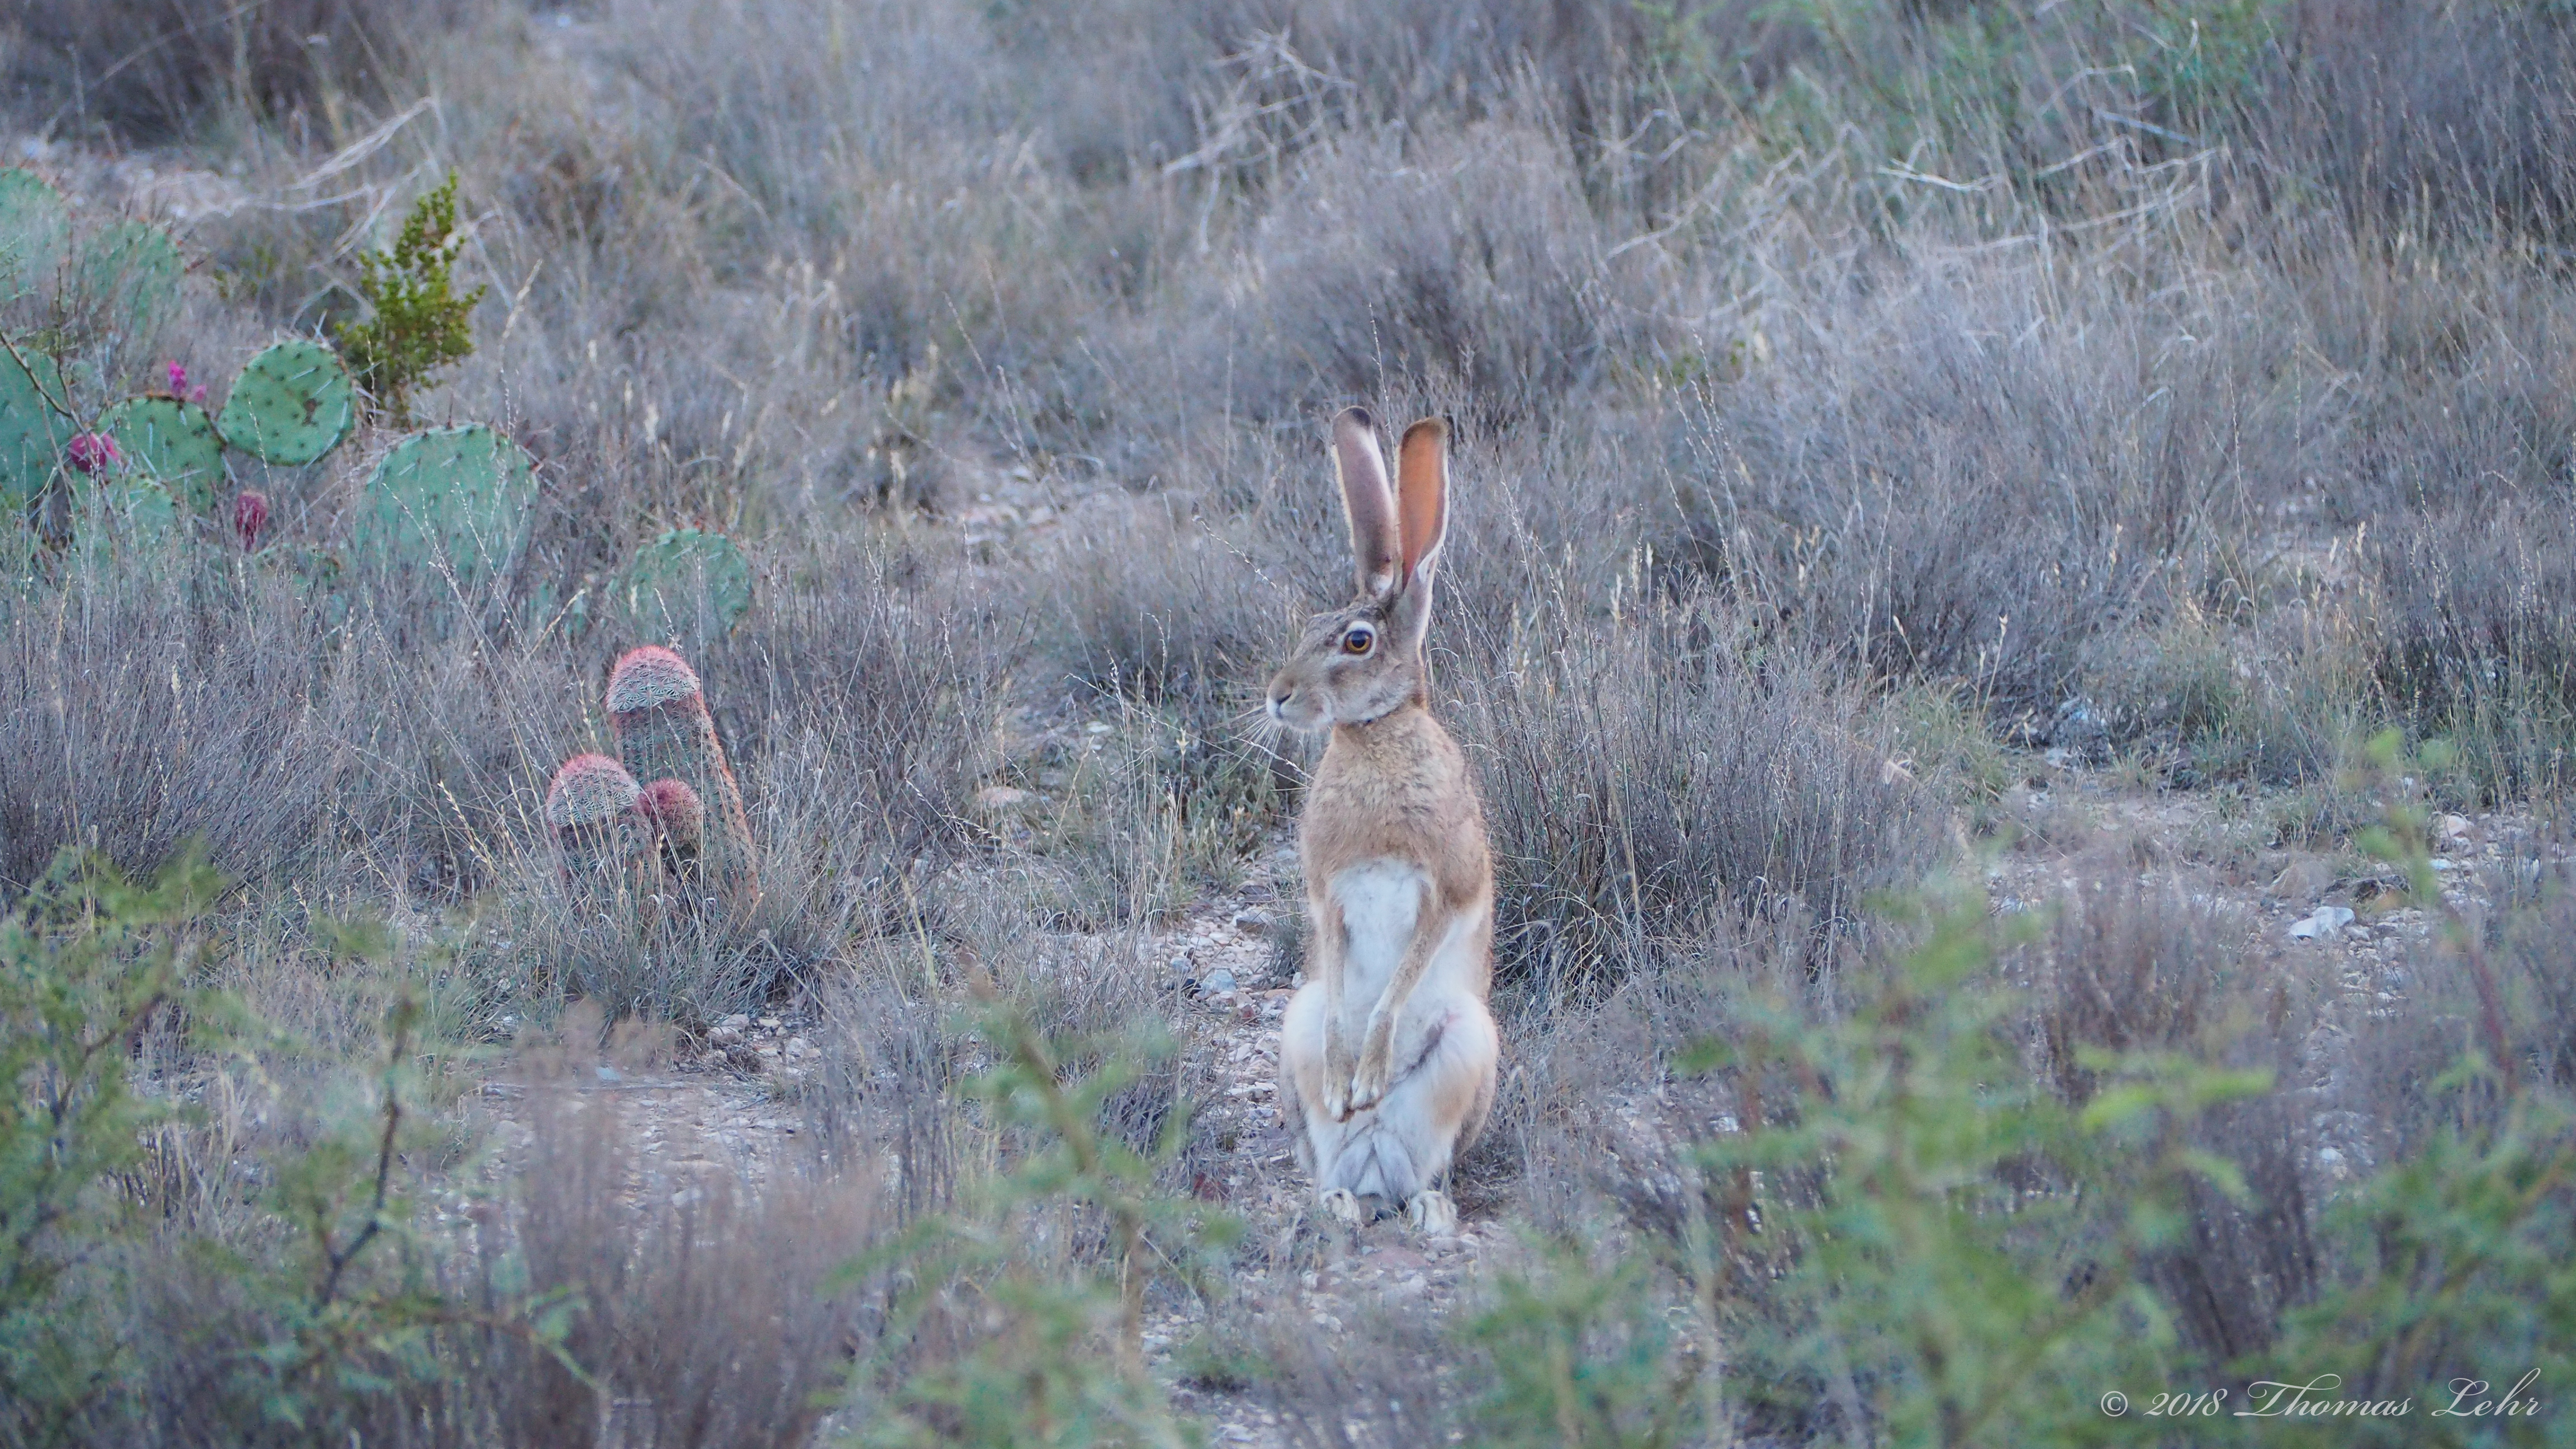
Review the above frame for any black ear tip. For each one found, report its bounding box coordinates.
[1339,405,1375,430]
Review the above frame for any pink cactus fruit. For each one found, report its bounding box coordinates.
[233,490,269,550]
[605,646,759,905]
[543,752,645,884]
[64,432,121,475]
[164,361,208,405]
[637,777,705,887]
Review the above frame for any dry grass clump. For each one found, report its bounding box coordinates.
[2025,856,2320,1362]
[2370,502,2576,801]
[1457,592,1939,1005]
[3,0,482,141]
[2497,853,2576,1092]
[100,1061,883,1448]
[1201,108,1671,427]
[1664,252,2274,719]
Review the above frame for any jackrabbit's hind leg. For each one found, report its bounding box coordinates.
[1377,997,1498,1230]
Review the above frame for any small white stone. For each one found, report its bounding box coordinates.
[2288,906,2355,941]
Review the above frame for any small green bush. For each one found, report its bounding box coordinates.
[846,987,1238,1447]
[0,846,218,1447]
[337,173,487,428]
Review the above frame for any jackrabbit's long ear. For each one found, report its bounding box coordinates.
[1395,417,1449,586]
[1333,406,1400,598]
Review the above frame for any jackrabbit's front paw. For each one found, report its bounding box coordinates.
[1347,1046,1392,1114]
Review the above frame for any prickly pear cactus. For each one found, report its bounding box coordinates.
[0,345,71,509]
[606,646,759,907]
[544,752,647,887]
[356,423,539,586]
[619,527,754,647]
[216,339,354,466]
[98,396,224,513]
[74,220,183,345]
[0,170,67,300]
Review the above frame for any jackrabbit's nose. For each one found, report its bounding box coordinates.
[1266,688,1290,719]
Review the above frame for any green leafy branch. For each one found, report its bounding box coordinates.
[336,172,486,429]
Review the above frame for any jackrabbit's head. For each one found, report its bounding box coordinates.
[1267,407,1451,732]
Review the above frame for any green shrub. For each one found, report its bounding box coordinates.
[845,987,1238,1447]
[337,173,487,428]
[0,846,219,1447]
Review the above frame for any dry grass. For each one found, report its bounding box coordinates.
[15,0,2576,1441]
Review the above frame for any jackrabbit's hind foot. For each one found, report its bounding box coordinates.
[1405,1188,1459,1233]
[1320,1188,1366,1225]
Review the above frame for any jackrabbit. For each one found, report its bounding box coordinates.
[1268,407,1498,1232]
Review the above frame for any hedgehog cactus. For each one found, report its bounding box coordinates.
[605,646,758,906]
[543,752,646,887]
[636,778,706,889]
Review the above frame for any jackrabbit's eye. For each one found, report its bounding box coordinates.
[1341,625,1375,656]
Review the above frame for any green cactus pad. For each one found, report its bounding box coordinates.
[98,396,224,513]
[0,345,72,508]
[0,171,68,300]
[619,527,754,644]
[217,339,354,466]
[357,423,539,586]
[99,476,183,544]
[75,220,183,344]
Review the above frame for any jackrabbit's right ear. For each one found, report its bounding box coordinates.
[1395,417,1449,586]
[1333,406,1400,598]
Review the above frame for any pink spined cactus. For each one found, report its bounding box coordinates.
[233,490,269,550]
[64,432,121,475]
[164,361,209,405]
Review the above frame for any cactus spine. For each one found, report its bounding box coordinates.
[606,646,757,906]
[543,752,646,888]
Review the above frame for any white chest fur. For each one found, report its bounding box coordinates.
[1326,859,1486,1038]
[1329,859,1426,1016]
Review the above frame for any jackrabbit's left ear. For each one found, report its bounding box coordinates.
[1333,407,1400,598]
[1395,417,1449,586]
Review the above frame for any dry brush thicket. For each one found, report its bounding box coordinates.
[7,0,2576,1442]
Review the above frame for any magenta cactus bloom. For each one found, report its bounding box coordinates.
[233,490,269,550]
[165,361,208,404]
[64,432,121,475]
